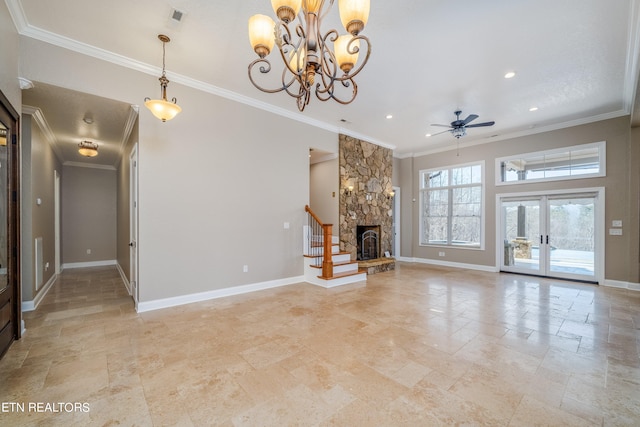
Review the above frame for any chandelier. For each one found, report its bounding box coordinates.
[144,34,182,122]
[248,0,371,111]
[78,141,98,157]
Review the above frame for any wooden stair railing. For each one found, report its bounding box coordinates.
[305,205,333,279]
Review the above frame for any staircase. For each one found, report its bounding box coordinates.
[304,206,367,288]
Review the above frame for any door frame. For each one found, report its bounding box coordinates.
[129,144,139,308]
[54,169,61,274]
[392,186,401,257]
[496,187,605,284]
[0,89,21,359]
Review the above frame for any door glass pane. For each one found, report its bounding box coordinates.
[502,199,540,272]
[0,123,7,291]
[548,197,595,277]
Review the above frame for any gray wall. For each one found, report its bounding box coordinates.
[21,114,62,301]
[310,157,339,227]
[0,0,20,110]
[19,37,338,303]
[398,116,638,283]
[61,166,117,264]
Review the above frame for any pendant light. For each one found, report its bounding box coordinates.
[144,34,182,122]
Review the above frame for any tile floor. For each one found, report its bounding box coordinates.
[0,263,639,426]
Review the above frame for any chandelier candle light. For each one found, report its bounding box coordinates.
[248,0,371,111]
[145,34,182,122]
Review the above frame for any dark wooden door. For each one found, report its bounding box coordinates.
[0,89,20,360]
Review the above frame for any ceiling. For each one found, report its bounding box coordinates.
[7,0,640,166]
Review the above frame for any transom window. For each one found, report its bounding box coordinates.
[496,141,605,185]
[419,162,484,248]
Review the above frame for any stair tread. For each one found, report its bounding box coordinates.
[303,251,350,258]
[318,269,367,280]
[309,260,357,269]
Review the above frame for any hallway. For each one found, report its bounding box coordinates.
[0,264,639,425]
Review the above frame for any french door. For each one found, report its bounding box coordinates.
[499,190,602,283]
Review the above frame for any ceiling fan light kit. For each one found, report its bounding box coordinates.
[248,0,372,111]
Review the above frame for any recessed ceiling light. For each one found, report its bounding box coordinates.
[504,71,516,79]
[425,133,432,138]
[529,106,539,112]
[386,114,393,119]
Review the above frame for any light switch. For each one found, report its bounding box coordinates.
[283,222,290,229]
[612,220,622,227]
[609,228,622,236]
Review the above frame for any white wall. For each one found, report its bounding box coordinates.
[19,37,338,303]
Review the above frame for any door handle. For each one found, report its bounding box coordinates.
[546,235,549,245]
[540,235,543,244]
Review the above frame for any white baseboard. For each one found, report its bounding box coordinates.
[61,259,117,270]
[22,273,57,312]
[116,263,131,295]
[137,275,305,313]
[402,257,499,273]
[603,279,640,291]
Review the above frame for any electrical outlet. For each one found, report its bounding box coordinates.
[612,220,622,227]
[86,249,91,254]
[438,251,445,257]
[243,265,249,273]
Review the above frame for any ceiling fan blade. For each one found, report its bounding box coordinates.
[466,121,495,128]
[429,129,452,136]
[430,124,452,128]
[462,114,479,125]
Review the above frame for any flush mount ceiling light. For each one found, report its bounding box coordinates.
[144,34,182,122]
[78,140,98,157]
[248,0,371,112]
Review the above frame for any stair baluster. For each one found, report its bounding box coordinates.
[305,205,333,279]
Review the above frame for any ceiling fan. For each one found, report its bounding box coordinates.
[431,110,495,139]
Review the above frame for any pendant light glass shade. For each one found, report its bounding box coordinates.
[334,35,359,73]
[144,99,182,122]
[338,0,370,35]
[78,141,98,157]
[302,0,323,13]
[249,14,276,58]
[271,0,301,22]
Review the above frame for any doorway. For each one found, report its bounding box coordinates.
[0,90,20,359]
[129,144,139,307]
[498,189,604,283]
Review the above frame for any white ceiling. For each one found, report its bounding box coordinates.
[7,0,640,166]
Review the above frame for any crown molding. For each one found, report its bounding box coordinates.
[22,105,65,163]
[5,0,394,153]
[62,161,116,171]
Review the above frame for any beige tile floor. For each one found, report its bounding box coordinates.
[1,263,639,426]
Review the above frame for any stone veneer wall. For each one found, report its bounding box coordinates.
[339,134,393,260]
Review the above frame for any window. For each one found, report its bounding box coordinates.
[420,162,484,248]
[496,141,605,185]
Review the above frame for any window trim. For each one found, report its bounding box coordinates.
[495,141,606,186]
[419,160,485,250]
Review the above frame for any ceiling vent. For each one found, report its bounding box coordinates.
[167,8,186,28]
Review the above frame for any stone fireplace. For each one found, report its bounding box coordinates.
[339,134,395,274]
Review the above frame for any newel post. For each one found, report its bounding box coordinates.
[321,224,333,278]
